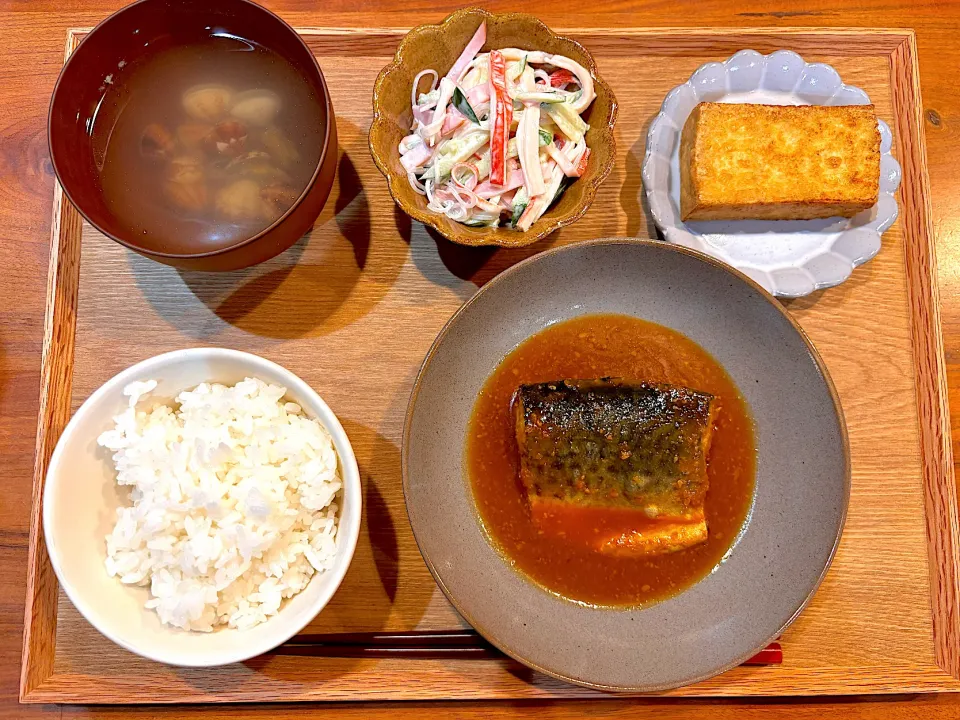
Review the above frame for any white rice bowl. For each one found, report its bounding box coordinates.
[43,349,361,667]
[98,377,343,633]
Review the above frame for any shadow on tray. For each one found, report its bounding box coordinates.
[408,223,557,297]
[624,112,660,240]
[129,152,407,339]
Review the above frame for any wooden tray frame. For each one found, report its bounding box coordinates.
[19,25,960,704]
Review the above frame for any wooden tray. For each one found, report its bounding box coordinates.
[20,25,960,704]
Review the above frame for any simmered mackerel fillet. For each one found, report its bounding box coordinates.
[514,379,717,557]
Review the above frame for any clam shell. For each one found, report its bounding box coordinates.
[230,89,281,127]
[163,179,208,212]
[166,155,205,185]
[140,123,175,160]
[182,84,234,122]
[261,125,300,168]
[226,151,292,184]
[176,122,213,152]
[215,179,274,221]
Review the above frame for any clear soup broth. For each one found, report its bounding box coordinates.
[95,34,325,254]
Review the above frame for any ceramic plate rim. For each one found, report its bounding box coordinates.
[401,237,851,692]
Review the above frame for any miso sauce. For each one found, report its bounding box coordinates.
[467,313,757,607]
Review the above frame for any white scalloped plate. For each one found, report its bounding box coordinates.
[642,49,902,297]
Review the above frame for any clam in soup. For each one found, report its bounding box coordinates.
[96,35,325,254]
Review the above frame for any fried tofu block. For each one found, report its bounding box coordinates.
[679,102,880,221]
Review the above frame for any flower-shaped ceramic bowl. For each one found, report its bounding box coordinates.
[642,49,902,297]
[369,7,618,248]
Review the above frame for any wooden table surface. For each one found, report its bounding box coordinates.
[3,0,960,717]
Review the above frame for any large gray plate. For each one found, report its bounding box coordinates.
[402,238,850,691]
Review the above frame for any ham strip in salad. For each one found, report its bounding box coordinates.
[398,22,596,231]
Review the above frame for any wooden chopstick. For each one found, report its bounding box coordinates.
[291,630,485,646]
[273,630,783,665]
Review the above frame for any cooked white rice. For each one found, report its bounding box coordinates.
[97,377,341,632]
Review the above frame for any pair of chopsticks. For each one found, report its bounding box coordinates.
[274,630,783,665]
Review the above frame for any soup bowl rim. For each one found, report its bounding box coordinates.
[47,0,335,260]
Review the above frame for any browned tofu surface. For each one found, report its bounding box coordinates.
[680,102,880,221]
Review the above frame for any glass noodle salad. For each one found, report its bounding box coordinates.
[399,22,596,231]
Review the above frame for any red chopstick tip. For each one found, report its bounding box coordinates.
[743,642,783,666]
